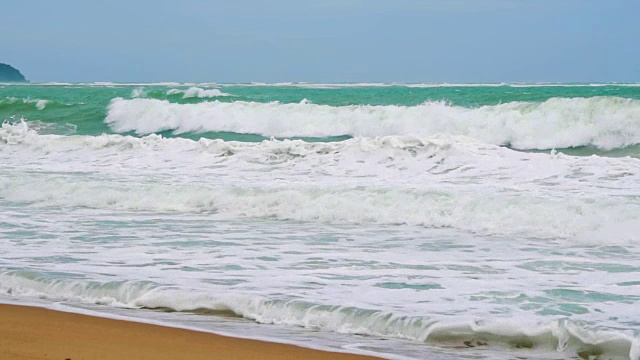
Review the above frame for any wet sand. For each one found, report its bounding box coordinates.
[0,304,383,360]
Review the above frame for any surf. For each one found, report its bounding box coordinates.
[105,96,640,151]
[1,271,637,360]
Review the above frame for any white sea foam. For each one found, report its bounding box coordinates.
[166,87,232,98]
[3,84,640,360]
[2,120,639,241]
[35,99,48,110]
[2,175,638,242]
[0,272,637,359]
[130,87,147,98]
[1,97,50,110]
[105,96,640,150]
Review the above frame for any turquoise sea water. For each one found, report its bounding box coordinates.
[1,83,639,359]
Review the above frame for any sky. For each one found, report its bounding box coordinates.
[2,0,639,83]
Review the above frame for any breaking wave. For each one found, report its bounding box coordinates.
[2,120,639,242]
[105,96,640,150]
[2,177,638,241]
[0,96,50,110]
[166,87,232,98]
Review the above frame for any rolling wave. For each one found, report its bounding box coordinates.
[0,96,51,110]
[105,96,640,150]
[166,87,232,98]
[130,87,233,99]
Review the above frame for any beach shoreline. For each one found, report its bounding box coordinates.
[0,304,383,360]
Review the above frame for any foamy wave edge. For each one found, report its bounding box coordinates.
[1,272,637,360]
[1,96,51,110]
[105,96,640,150]
[3,175,639,241]
[2,120,639,242]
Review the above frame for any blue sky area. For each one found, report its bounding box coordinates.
[2,0,639,83]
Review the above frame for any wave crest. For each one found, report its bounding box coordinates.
[1,96,50,110]
[105,96,640,150]
[166,87,232,98]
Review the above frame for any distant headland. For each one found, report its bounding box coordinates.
[0,63,28,82]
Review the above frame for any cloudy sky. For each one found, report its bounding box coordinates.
[2,0,639,82]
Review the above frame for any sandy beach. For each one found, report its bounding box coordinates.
[0,304,382,360]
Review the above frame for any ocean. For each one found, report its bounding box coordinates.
[1,82,639,359]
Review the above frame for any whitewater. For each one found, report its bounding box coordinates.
[106,96,640,150]
[1,83,639,360]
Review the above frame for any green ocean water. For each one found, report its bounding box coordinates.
[2,83,640,153]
